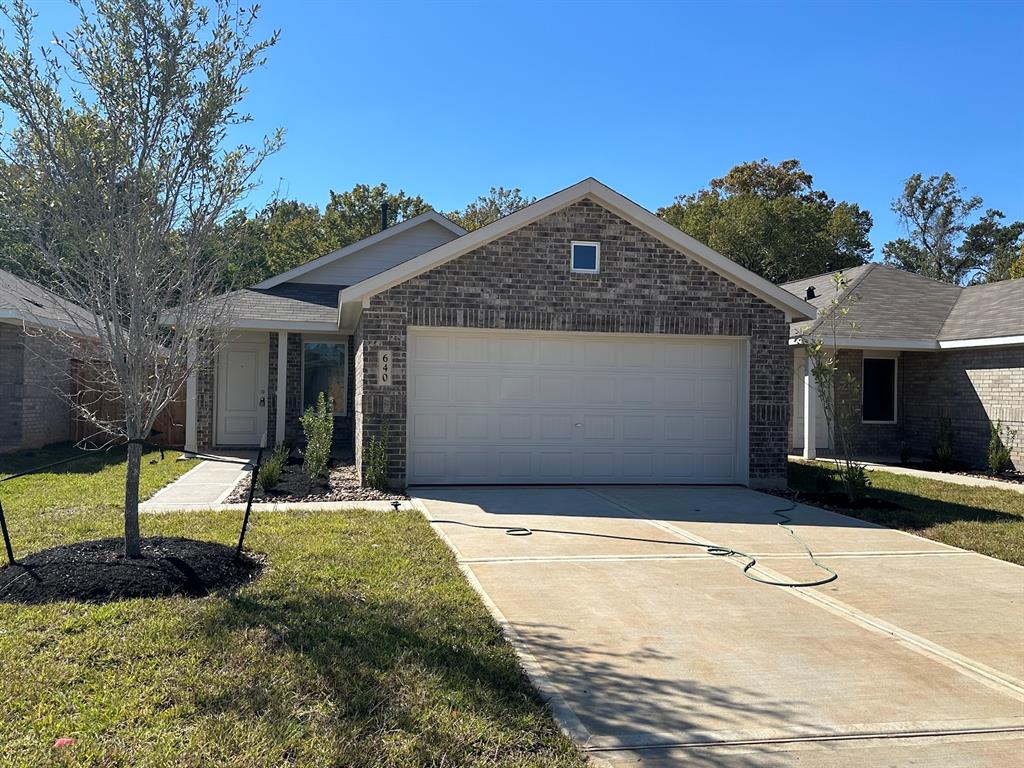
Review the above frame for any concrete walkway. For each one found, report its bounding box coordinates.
[140,453,415,513]
[141,452,253,510]
[790,455,1024,493]
[414,485,1024,767]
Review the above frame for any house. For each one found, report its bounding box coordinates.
[0,269,98,452]
[783,263,1024,468]
[187,178,815,489]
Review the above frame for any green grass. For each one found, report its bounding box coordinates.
[0,447,585,768]
[789,459,1024,565]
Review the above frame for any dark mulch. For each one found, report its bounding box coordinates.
[768,488,907,513]
[0,536,263,605]
[226,457,407,504]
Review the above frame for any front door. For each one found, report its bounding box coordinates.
[216,340,268,446]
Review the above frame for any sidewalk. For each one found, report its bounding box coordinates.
[141,452,253,510]
[140,452,415,513]
[791,455,1024,494]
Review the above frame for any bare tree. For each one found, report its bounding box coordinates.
[0,0,281,556]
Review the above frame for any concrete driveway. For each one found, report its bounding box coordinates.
[412,486,1024,767]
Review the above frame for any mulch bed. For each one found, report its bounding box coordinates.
[226,457,407,504]
[768,488,907,513]
[0,536,263,605]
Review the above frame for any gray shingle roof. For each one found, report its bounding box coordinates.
[0,268,99,336]
[211,282,343,327]
[939,278,1024,341]
[781,264,1023,343]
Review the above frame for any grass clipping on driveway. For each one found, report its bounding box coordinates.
[0,449,584,767]
[789,460,1024,565]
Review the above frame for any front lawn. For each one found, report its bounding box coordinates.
[0,448,584,767]
[789,459,1024,565]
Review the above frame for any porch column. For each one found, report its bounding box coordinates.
[275,331,287,446]
[184,341,198,455]
[803,352,817,461]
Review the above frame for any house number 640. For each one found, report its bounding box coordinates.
[377,349,393,386]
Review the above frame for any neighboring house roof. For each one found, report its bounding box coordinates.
[939,279,1024,343]
[782,264,1024,349]
[338,177,817,329]
[201,283,344,332]
[0,268,99,338]
[253,210,466,289]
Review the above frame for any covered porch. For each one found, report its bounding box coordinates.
[183,284,354,453]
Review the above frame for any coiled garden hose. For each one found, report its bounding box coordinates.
[431,498,838,589]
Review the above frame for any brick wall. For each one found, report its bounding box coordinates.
[902,347,1024,468]
[355,199,791,488]
[0,324,75,452]
[835,349,905,460]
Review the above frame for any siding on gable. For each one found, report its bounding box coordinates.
[291,219,460,286]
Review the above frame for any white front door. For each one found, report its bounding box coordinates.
[216,339,268,446]
[406,328,748,485]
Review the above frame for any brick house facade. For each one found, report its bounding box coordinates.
[353,199,793,488]
[0,323,74,452]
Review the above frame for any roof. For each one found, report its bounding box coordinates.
[939,278,1024,342]
[782,264,1024,349]
[253,210,466,289]
[0,268,99,337]
[206,283,344,331]
[338,177,817,328]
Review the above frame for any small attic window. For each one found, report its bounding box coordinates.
[571,241,600,273]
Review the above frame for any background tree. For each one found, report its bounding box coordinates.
[879,172,1016,285]
[0,0,280,557]
[322,182,430,246]
[446,186,535,231]
[959,209,1024,283]
[658,159,873,283]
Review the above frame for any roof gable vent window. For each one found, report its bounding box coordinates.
[571,241,600,273]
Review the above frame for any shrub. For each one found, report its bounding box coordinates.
[837,461,870,503]
[363,424,390,491]
[988,420,1017,475]
[300,392,334,482]
[257,443,289,491]
[933,417,956,470]
[899,442,911,465]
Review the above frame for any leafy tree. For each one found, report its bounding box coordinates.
[882,172,983,284]
[0,0,280,557]
[1010,246,1024,280]
[447,186,535,231]
[204,209,272,289]
[658,159,873,283]
[263,199,329,276]
[960,209,1024,283]
[322,182,430,247]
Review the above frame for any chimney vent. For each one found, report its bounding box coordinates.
[380,202,389,231]
[805,286,816,300]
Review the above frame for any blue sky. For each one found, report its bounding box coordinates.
[21,0,1024,255]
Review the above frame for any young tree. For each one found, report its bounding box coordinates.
[803,272,869,503]
[446,186,535,231]
[0,0,281,557]
[882,172,985,284]
[657,159,873,283]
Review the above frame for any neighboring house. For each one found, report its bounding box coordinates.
[783,263,1023,469]
[187,178,814,489]
[0,269,99,452]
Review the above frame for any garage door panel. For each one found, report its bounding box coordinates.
[407,329,745,484]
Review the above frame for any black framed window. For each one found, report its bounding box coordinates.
[862,357,896,423]
[303,341,347,415]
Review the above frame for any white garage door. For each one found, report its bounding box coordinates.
[406,328,748,485]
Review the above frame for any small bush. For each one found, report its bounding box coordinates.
[899,442,911,465]
[257,443,289,491]
[300,392,334,482]
[838,461,870,502]
[363,425,390,491]
[988,420,1017,475]
[933,417,956,470]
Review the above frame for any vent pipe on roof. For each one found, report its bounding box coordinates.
[380,202,389,231]
[805,286,816,300]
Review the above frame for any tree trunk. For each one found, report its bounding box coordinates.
[124,442,143,558]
